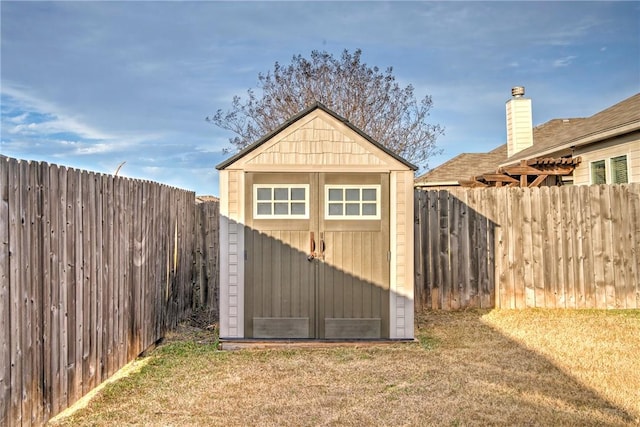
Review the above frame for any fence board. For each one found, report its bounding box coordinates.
[589,185,606,309]
[94,174,104,389]
[550,187,565,308]
[494,188,505,308]
[72,166,83,406]
[9,158,23,426]
[84,172,97,394]
[60,168,76,407]
[474,190,488,308]
[580,185,595,308]
[48,165,60,417]
[449,192,460,310]
[600,185,616,308]
[30,160,44,425]
[102,174,114,380]
[0,157,9,427]
[611,185,626,308]
[39,161,51,423]
[572,186,585,308]
[437,191,449,309]
[483,188,496,308]
[627,185,640,308]
[529,187,544,307]
[521,188,534,307]
[539,187,553,308]
[459,190,472,308]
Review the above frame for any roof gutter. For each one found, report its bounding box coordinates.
[499,120,640,168]
[414,180,460,187]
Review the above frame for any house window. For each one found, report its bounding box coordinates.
[590,155,629,185]
[253,185,309,219]
[610,155,628,184]
[325,185,380,220]
[590,160,606,184]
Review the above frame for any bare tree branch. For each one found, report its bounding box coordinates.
[207,49,444,169]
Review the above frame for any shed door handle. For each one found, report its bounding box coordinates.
[308,232,316,261]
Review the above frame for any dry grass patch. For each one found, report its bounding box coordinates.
[482,309,640,419]
[50,310,639,426]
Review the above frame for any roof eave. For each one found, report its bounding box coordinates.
[499,120,640,168]
[414,180,460,187]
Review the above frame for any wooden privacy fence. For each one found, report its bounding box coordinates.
[0,156,197,426]
[414,184,640,310]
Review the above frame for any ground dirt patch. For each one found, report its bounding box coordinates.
[49,309,639,426]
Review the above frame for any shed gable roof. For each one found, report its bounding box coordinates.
[216,103,417,171]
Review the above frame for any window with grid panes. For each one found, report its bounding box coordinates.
[253,185,309,219]
[325,185,380,220]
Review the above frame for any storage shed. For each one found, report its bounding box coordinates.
[217,103,416,340]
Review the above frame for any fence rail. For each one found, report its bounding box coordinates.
[414,184,640,310]
[1,157,197,426]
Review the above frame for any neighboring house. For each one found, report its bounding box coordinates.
[415,88,640,188]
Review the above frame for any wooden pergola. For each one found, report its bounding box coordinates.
[459,156,581,188]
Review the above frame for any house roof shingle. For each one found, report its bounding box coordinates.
[415,144,507,185]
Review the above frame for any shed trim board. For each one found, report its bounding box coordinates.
[218,104,415,340]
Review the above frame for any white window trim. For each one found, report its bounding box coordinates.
[589,154,629,184]
[324,184,381,220]
[253,184,310,219]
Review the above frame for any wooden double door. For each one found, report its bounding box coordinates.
[244,172,390,339]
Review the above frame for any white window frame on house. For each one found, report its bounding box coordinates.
[253,184,310,219]
[589,154,629,185]
[324,185,381,220]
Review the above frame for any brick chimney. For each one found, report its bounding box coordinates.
[506,86,533,157]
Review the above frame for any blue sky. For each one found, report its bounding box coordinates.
[1,1,638,196]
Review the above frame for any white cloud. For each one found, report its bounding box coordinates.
[552,56,577,68]
[2,83,168,156]
[2,84,114,140]
[6,112,29,124]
